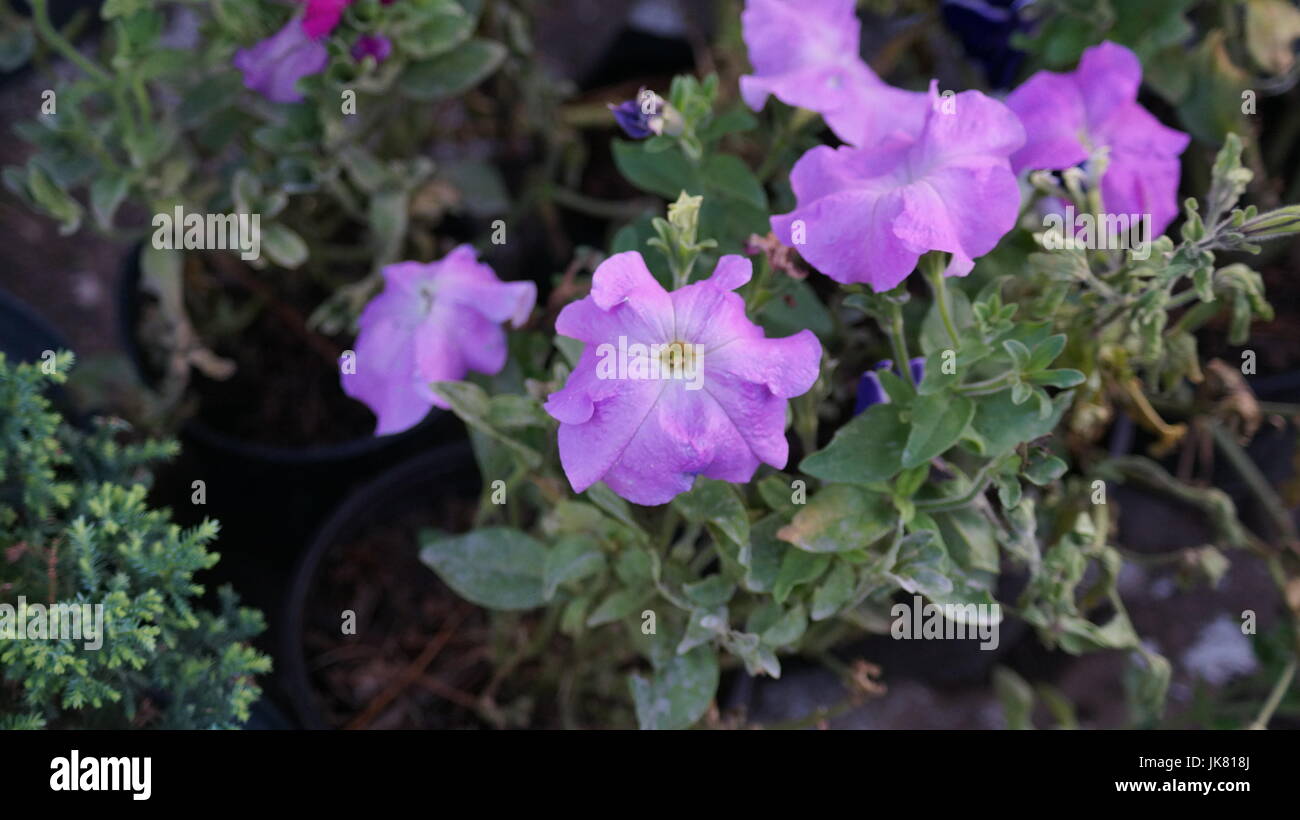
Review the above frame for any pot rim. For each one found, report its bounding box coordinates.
[116,243,443,465]
[280,440,478,729]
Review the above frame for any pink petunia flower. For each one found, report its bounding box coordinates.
[1005,41,1190,235]
[771,82,1025,291]
[232,17,329,103]
[303,0,353,39]
[544,252,822,506]
[342,246,537,436]
[739,0,927,148]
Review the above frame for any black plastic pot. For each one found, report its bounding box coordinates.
[282,442,479,729]
[117,247,456,467]
[0,286,70,363]
[0,287,78,419]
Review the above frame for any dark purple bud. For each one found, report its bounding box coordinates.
[351,34,392,64]
[854,357,927,415]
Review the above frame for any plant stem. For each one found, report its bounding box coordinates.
[953,372,1015,397]
[884,300,916,387]
[1209,421,1299,545]
[1247,657,1296,730]
[30,0,109,82]
[915,460,998,512]
[922,254,959,349]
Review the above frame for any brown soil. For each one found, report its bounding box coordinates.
[300,497,498,729]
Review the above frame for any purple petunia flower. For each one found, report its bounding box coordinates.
[351,33,392,63]
[342,245,537,436]
[854,358,925,414]
[771,82,1025,291]
[739,0,927,148]
[544,252,822,506]
[233,17,329,103]
[1005,41,1190,235]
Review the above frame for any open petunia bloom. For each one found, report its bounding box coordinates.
[544,252,822,506]
[303,0,353,38]
[232,17,329,104]
[1005,41,1190,235]
[738,0,926,148]
[771,82,1025,291]
[235,1,363,102]
[342,245,536,436]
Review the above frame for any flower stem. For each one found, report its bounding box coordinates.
[1247,657,1296,730]
[914,460,998,512]
[922,254,959,349]
[884,300,916,388]
[30,0,109,82]
[953,371,1015,396]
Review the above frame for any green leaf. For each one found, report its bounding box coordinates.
[368,187,408,266]
[0,21,34,72]
[811,561,856,621]
[682,575,736,609]
[260,223,309,269]
[902,393,974,468]
[1023,452,1068,486]
[761,603,807,647]
[1026,333,1067,371]
[800,402,907,484]
[724,631,781,678]
[677,606,728,654]
[586,588,649,626]
[582,482,646,539]
[673,478,749,547]
[1176,31,1250,144]
[102,0,152,19]
[24,163,81,235]
[542,535,605,600]
[772,549,829,604]
[629,645,719,729]
[993,666,1035,730]
[611,139,698,200]
[1002,339,1032,369]
[701,153,766,211]
[400,39,506,100]
[393,2,475,59]
[419,527,546,610]
[777,485,896,553]
[1028,368,1085,388]
[1124,650,1171,725]
[90,173,129,231]
[440,159,510,216]
[886,530,953,598]
[933,507,1000,575]
[432,381,542,469]
[971,390,1072,454]
[741,514,788,594]
[756,278,834,339]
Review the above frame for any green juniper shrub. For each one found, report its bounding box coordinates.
[0,351,270,729]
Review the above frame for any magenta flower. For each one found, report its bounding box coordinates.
[739,0,927,147]
[544,252,822,506]
[303,0,352,38]
[342,246,537,436]
[233,17,329,103]
[1006,41,1190,235]
[771,83,1025,291]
